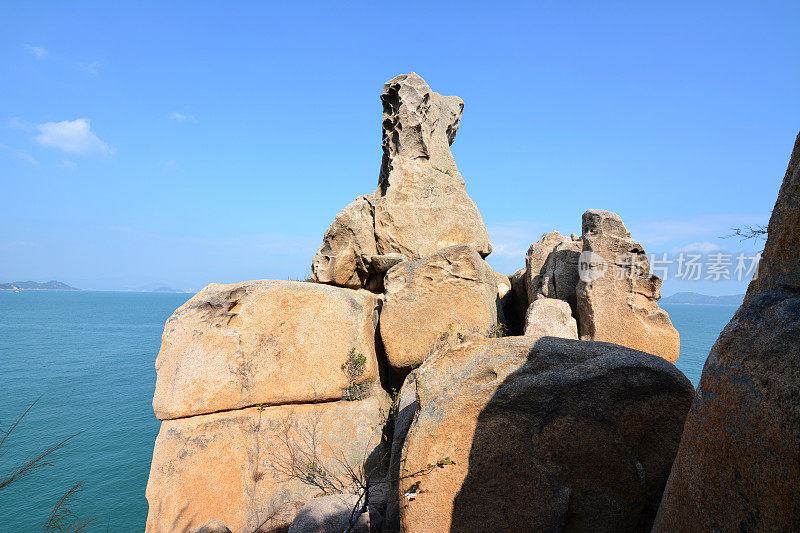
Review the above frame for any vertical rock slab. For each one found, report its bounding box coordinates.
[525,231,582,314]
[654,132,800,531]
[379,244,501,371]
[576,209,680,362]
[372,73,491,260]
[152,280,381,420]
[145,398,388,533]
[503,267,529,336]
[398,336,694,533]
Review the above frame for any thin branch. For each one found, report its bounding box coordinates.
[0,432,80,491]
[722,224,768,242]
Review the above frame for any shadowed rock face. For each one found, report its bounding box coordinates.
[525,231,582,314]
[576,209,680,363]
[397,336,694,533]
[312,73,491,290]
[152,280,382,420]
[653,132,800,532]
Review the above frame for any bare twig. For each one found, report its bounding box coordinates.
[722,224,768,242]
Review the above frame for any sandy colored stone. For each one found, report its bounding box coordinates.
[576,209,680,363]
[188,520,231,533]
[398,336,694,533]
[525,231,582,313]
[654,132,800,532]
[493,271,512,307]
[153,280,381,420]
[145,396,388,533]
[523,298,578,339]
[503,267,529,336]
[380,245,501,371]
[311,196,379,289]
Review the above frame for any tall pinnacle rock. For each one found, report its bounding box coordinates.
[312,73,491,290]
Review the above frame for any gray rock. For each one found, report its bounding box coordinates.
[523,298,578,339]
[189,519,231,533]
[288,494,369,533]
[525,231,582,314]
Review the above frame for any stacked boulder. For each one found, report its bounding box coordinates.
[145,73,725,533]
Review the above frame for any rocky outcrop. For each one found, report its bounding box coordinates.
[397,336,694,532]
[382,373,418,533]
[379,244,502,371]
[576,209,680,362]
[311,73,491,290]
[152,280,381,420]
[146,396,388,533]
[494,271,512,308]
[288,494,369,533]
[188,520,231,533]
[525,231,582,314]
[503,267,529,336]
[523,298,578,339]
[653,132,800,531]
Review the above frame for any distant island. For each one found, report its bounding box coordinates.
[0,280,80,291]
[151,286,188,293]
[661,292,744,305]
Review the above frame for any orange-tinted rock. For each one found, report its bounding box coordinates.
[152,280,381,420]
[653,132,800,532]
[379,245,502,371]
[576,209,680,363]
[398,336,693,533]
[145,395,388,533]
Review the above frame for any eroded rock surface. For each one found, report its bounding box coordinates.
[288,494,369,533]
[398,336,694,533]
[524,298,578,339]
[312,73,491,290]
[525,231,582,313]
[146,396,388,533]
[380,244,502,371]
[654,132,800,532]
[152,280,381,420]
[576,209,680,362]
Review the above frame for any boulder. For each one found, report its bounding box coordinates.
[525,231,582,313]
[188,520,231,533]
[288,494,369,533]
[494,271,512,308]
[311,73,491,290]
[311,196,379,289]
[398,336,694,533]
[145,396,388,533]
[379,245,502,371]
[523,298,578,339]
[152,280,381,420]
[653,132,800,532]
[576,210,680,362]
[503,268,529,336]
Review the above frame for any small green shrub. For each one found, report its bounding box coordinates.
[341,347,368,401]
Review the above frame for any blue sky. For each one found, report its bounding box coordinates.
[1,1,798,295]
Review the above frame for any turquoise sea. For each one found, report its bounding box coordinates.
[0,291,736,531]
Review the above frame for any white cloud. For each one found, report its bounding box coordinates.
[669,241,723,254]
[79,61,102,74]
[0,143,37,165]
[168,111,196,122]
[59,159,78,170]
[25,45,48,60]
[9,117,34,131]
[629,214,769,246]
[34,118,114,156]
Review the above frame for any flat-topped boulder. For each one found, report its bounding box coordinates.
[379,244,502,371]
[152,280,381,420]
[397,336,694,533]
[654,132,800,532]
[146,395,388,533]
[576,209,680,362]
[312,73,491,290]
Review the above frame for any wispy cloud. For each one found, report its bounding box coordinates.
[161,160,178,168]
[168,111,196,122]
[9,117,34,131]
[59,159,78,170]
[25,44,48,60]
[79,61,101,75]
[669,241,723,254]
[0,143,37,165]
[629,214,769,246]
[34,118,114,156]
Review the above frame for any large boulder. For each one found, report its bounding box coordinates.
[145,396,388,533]
[523,298,578,339]
[152,280,381,420]
[653,132,800,531]
[379,244,502,371]
[397,336,694,533]
[311,73,491,289]
[576,210,680,362]
[525,231,582,313]
[288,494,369,533]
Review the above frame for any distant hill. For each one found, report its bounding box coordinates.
[0,280,80,291]
[661,292,744,306]
[151,286,188,293]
